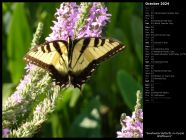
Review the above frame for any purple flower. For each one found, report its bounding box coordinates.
[78,2,111,38]
[46,2,111,41]
[16,75,31,91]
[117,131,127,138]
[2,128,10,137]
[11,91,22,103]
[9,62,33,104]
[35,106,42,113]
[46,2,79,41]
[25,63,35,72]
[117,109,143,138]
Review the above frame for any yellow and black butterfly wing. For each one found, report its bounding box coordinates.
[70,37,125,88]
[24,40,69,87]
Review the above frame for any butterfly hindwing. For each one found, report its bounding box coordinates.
[24,40,69,87]
[70,37,125,88]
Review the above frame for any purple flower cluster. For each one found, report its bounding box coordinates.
[35,106,42,113]
[25,63,35,72]
[117,109,143,138]
[10,74,32,104]
[2,128,10,137]
[16,75,31,91]
[46,2,79,41]
[78,3,111,38]
[46,2,111,41]
[11,91,22,103]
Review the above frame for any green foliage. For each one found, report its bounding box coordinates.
[7,3,32,83]
[117,70,142,110]
[69,98,101,137]
[3,83,16,105]
[3,2,143,138]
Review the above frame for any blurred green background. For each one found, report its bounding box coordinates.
[2,2,143,137]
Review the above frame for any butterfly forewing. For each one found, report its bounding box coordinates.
[70,37,125,88]
[71,37,125,72]
[24,41,69,87]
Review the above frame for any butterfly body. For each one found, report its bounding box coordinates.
[24,37,125,89]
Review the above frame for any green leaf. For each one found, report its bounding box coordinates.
[55,88,74,111]
[2,2,13,14]
[51,115,63,137]
[38,3,60,41]
[3,83,16,105]
[69,88,81,108]
[131,15,143,64]
[69,98,101,137]
[117,70,142,110]
[7,3,32,83]
[106,3,120,37]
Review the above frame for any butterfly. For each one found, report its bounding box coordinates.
[24,37,125,89]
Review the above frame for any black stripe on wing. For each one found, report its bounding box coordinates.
[24,55,69,88]
[52,41,63,56]
[48,40,68,55]
[81,38,91,53]
[94,38,100,47]
[70,38,91,69]
[32,40,68,54]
